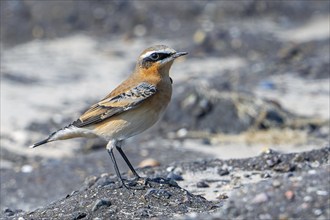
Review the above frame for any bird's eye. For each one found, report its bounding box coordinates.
[149,53,160,61]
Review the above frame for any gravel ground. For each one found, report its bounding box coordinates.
[2,147,329,219]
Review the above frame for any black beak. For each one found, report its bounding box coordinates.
[172,51,188,59]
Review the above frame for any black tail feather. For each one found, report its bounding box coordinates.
[29,137,50,148]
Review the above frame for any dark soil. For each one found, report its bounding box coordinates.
[2,147,329,219]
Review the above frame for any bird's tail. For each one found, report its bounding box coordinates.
[29,124,95,148]
[29,138,50,148]
[29,131,56,148]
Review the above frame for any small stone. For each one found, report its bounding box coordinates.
[316,190,328,196]
[21,164,33,173]
[258,213,272,220]
[266,158,279,167]
[202,138,211,145]
[218,169,229,176]
[279,213,289,220]
[138,158,160,168]
[92,199,111,212]
[310,161,320,168]
[135,208,151,217]
[293,154,305,162]
[95,176,115,188]
[149,177,178,186]
[144,188,172,200]
[261,172,271,178]
[261,148,277,155]
[303,196,313,202]
[284,190,294,200]
[71,211,87,220]
[285,172,294,178]
[84,176,98,188]
[196,181,209,188]
[167,172,183,181]
[4,208,15,216]
[177,128,188,138]
[217,193,228,199]
[166,166,175,172]
[313,209,322,216]
[308,170,316,175]
[272,180,281,188]
[273,163,295,172]
[252,193,268,204]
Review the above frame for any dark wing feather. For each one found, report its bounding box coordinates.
[72,82,157,127]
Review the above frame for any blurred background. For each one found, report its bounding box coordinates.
[1,0,329,212]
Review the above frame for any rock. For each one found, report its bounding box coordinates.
[71,211,87,220]
[218,169,230,176]
[144,189,172,200]
[138,158,161,168]
[284,191,294,200]
[167,172,184,181]
[252,193,268,204]
[217,193,229,200]
[196,181,209,188]
[92,199,111,212]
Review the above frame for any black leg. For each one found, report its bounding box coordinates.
[107,148,129,189]
[116,144,141,179]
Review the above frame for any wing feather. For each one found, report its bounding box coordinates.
[72,82,156,127]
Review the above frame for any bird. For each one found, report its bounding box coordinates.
[30,45,188,188]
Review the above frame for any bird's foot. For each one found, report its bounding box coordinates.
[120,176,148,190]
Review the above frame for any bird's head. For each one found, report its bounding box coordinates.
[137,45,187,72]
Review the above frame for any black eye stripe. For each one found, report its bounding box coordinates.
[144,52,172,62]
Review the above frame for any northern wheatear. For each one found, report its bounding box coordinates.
[30,45,187,188]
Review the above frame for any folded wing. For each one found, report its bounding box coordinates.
[72,82,157,127]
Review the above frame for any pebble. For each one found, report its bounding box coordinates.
[303,196,313,202]
[135,208,151,217]
[176,128,188,138]
[138,158,160,168]
[218,169,230,176]
[167,172,183,181]
[144,188,172,199]
[272,180,282,188]
[196,181,209,188]
[273,163,296,172]
[21,164,33,173]
[259,80,276,90]
[84,176,98,188]
[310,161,320,168]
[261,172,272,178]
[278,213,289,220]
[252,193,268,204]
[293,154,305,162]
[266,158,279,167]
[166,166,175,172]
[258,213,272,220]
[316,190,328,196]
[92,198,111,212]
[313,208,322,216]
[308,170,317,175]
[284,190,294,200]
[4,208,15,216]
[95,176,115,188]
[217,193,229,199]
[71,211,87,220]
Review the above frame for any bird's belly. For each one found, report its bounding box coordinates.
[93,105,165,141]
